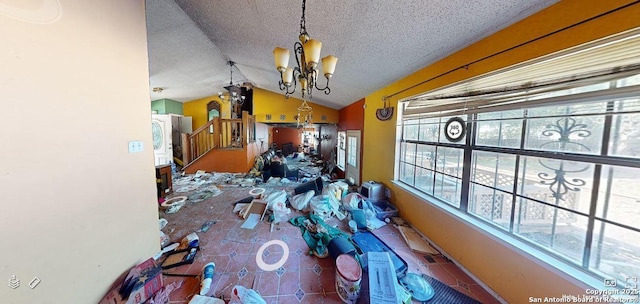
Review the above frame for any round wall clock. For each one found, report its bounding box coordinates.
[444,117,466,142]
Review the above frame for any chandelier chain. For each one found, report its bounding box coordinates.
[229,61,234,85]
[300,0,307,36]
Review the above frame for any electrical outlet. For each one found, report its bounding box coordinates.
[128,141,144,153]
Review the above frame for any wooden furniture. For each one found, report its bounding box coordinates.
[155,164,172,199]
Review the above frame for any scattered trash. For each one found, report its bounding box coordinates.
[149,280,183,304]
[199,262,216,295]
[197,220,216,233]
[271,200,291,224]
[263,189,287,210]
[100,258,163,304]
[239,199,268,221]
[178,232,199,249]
[160,247,198,269]
[230,285,267,304]
[310,195,333,219]
[348,220,357,233]
[160,231,170,248]
[352,231,408,276]
[189,295,225,304]
[397,226,438,255]
[290,190,314,212]
[154,243,179,261]
[336,254,362,303]
[188,187,222,203]
[175,185,198,193]
[161,196,188,213]
[248,187,265,198]
[367,252,400,304]
[159,218,168,230]
[399,273,435,302]
[241,213,261,229]
[290,214,349,258]
[233,203,249,214]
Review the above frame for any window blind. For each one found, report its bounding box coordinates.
[403,28,640,118]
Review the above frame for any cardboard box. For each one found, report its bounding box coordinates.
[367,252,398,304]
[240,199,268,220]
[100,258,163,304]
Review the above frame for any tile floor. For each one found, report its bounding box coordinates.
[158,183,501,303]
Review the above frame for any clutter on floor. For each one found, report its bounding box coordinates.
[101,153,497,303]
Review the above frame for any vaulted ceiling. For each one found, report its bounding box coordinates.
[146,0,559,109]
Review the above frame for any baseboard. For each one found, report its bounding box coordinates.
[406,223,508,304]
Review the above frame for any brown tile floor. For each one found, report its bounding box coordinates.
[158,182,501,303]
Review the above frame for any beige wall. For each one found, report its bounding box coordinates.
[362,0,640,302]
[0,1,159,302]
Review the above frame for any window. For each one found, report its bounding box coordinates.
[395,30,640,284]
[337,131,346,170]
[348,136,357,167]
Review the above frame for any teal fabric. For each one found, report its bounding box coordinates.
[289,214,348,256]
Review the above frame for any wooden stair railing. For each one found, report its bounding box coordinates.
[184,117,220,165]
[182,111,255,168]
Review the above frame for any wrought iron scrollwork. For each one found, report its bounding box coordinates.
[537,117,590,200]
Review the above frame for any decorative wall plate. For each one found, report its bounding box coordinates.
[376,97,394,121]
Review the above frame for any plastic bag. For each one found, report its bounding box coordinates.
[341,193,364,211]
[322,183,341,201]
[272,200,291,223]
[230,285,267,304]
[264,190,287,210]
[310,195,332,220]
[326,192,346,220]
[290,190,315,212]
[361,199,377,220]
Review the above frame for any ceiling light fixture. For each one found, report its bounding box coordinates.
[218,61,246,105]
[272,0,338,100]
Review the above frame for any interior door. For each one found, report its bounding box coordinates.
[345,130,361,185]
[152,114,173,166]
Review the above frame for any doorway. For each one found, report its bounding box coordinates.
[345,130,361,185]
[207,100,221,121]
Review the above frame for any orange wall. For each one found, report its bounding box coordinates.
[361,0,640,302]
[272,127,302,150]
[338,98,365,131]
[185,141,260,174]
[338,99,365,179]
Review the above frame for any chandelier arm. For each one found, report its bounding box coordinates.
[277,70,288,90]
[293,41,305,72]
[314,76,331,95]
[284,72,297,98]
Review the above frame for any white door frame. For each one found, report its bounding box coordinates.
[345,130,361,185]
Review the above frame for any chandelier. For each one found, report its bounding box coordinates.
[295,100,313,127]
[272,0,338,100]
[218,61,245,105]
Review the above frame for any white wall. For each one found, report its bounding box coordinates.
[0,1,159,302]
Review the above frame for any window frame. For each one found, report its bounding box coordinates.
[395,77,640,286]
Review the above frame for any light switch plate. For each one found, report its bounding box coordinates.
[128,141,144,153]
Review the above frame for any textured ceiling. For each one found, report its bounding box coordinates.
[146,0,559,109]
